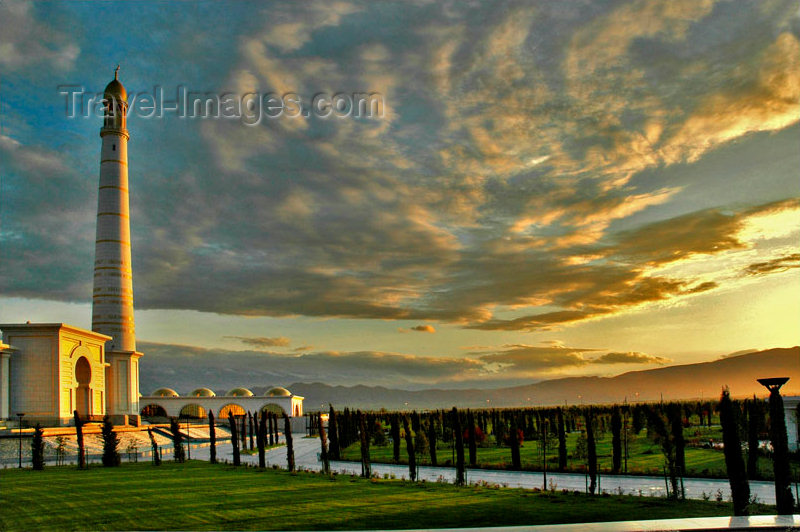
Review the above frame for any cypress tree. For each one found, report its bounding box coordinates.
[148,428,161,465]
[746,398,761,480]
[428,418,438,466]
[766,385,795,514]
[31,424,45,470]
[258,411,267,468]
[228,411,240,466]
[669,403,685,485]
[248,412,255,451]
[467,410,477,467]
[170,418,186,463]
[586,408,597,494]
[358,411,371,478]
[557,407,567,472]
[328,405,340,460]
[283,413,295,472]
[719,388,750,515]
[319,411,330,474]
[403,415,416,481]
[611,407,622,474]
[74,410,86,469]
[452,407,465,485]
[208,410,217,464]
[101,415,121,467]
[240,415,247,450]
[510,413,521,470]
[390,414,401,463]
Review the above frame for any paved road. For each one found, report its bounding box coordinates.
[187,435,782,505]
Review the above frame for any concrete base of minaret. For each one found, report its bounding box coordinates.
[105,349,142,425]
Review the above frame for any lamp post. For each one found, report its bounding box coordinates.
[757,377,794,514]
[16,413,25,468]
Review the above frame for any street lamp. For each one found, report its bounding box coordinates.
[757,377,793,514]
[16,413,25,468]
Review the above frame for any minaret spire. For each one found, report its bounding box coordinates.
[92,70,141,421]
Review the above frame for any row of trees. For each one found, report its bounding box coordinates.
[314,391,795,514]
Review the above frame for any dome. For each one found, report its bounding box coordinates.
[104,78,127,102]
[152,388,179,397]
[265,387,291,397]
[227,387,254,397]
[190,387,216,397]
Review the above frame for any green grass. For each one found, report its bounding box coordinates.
[341,426,786,479]
[0,461,769,531]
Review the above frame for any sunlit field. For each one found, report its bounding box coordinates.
[0,461,776,531]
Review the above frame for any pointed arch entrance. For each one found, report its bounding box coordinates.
[75,357,92,416]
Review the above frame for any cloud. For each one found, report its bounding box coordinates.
[593,352,670,365]
[410,325,436,333]
[744,253,800,276]
[139,341,486,391]
[0,1,80,71]
[1,0,798,339]
[139,339,673,391]
[224,336,291,348]
[475,344,670,375]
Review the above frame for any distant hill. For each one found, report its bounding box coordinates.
[285,347,800,411]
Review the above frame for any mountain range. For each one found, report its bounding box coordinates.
[263,347,799,411]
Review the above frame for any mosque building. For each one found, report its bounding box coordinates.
[0,70,302,426]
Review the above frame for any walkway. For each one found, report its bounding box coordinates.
[189,436,783,505]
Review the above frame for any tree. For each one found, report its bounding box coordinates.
[510,413,521,471]
[248,412,255,451]
[147,428,161,465]
[319,411,330,475]
[257,411,267,468]
[427,418,438,466]
[74,410,87,469]
[31,424,45,470]
[557,408,567,472]
[646,405,677,498]
[240,415,247,450]
[372,419,387,446]
[467,410,477,467]
[746,397,761,480]
[391,414,401,463]
[283,413,295,472]
[228,412,240,466]
[208,410,217,464]
[668,403,685,486]
[101,415,121,467]
[328,405,340,460]
[719,388,750,515]
[585,408,597,494]
[452,407,465,485]
[268,413,274,446]
[358,411,371,478]
[766,385,795,514]
[611,407,622,474]
[403,415,416,481]
[170,418,186,463]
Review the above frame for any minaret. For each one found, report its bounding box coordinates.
[92,67,141,422]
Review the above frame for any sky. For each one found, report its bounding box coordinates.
[1,0,798,392]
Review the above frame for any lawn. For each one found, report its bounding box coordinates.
[340,426,785,479]
[0,461,768,531]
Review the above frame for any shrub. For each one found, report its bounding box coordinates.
[31,424,45,470]
[101,416,121,467]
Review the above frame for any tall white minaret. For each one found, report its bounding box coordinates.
[92,67,141,422]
